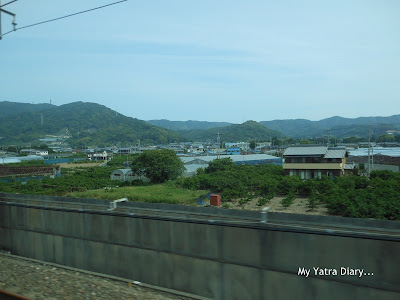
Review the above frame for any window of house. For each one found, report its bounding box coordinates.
[314,171,322,179]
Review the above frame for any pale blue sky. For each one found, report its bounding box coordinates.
[1,0,399,123]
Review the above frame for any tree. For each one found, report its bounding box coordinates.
[281,190,296,208]
[131,149,185,183]
[307,189,318,211]
[205,158,234,174]
[300,139,311,144]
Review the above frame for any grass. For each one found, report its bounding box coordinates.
[68,181,211,205]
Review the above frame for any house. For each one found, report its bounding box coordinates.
[226,147,241,155]
[116,148,133,155]
[20,149,36,155]
[87,151,109,161]
[110,169,150,182]
[35,150,48,157]
[283,146,348,179]
[187,144,205,154]
[225,142,250,151]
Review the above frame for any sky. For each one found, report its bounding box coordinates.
[0,0,399,123]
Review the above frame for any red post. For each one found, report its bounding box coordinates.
[210,194,221,206]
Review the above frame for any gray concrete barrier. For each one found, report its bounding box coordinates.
[0,193,399,300]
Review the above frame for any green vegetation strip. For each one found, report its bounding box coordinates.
[68,182,210,205]
[1,155,399,221]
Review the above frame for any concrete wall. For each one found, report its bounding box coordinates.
[0,194,399,300]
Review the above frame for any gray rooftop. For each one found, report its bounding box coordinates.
[284,147,328,156]
[180,154,282,164]
[284,147,347,159]
[112,169,132,175]
[325,149,347,159]
[184,164,208,173]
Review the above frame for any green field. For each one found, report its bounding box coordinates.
[68,181,210,205]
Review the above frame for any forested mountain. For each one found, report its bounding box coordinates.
[0,101,55,118]
[0,102,186,146]
[259,119,323,139]
[180,120,283,142]
[150,114,400,140]
[2,101,398,145]
[260,115,400,138]
[147,119,232,131]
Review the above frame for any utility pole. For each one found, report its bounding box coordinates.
[327,130,331,147]
[0,0,17,40]
[367,125,372,177]
[216,132,222,159]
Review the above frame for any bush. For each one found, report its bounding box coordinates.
[278,176,302,194]
[281,190,296,208]
[307,189,318,211]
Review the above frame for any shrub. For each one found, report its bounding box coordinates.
[281,190,296,208]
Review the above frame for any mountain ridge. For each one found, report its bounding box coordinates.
[1,101,399,144]
[147,114,400,138]
[0,101,55,118]
[179,120,284,142]
[0,101,186,146]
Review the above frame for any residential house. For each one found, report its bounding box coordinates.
[226,147,241,155]
[283,146,348,179]
[87,150,109,161]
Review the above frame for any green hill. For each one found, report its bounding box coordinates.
[260,119,323,139]
[0,102,186,146]
[0,101,55,118]
[180,120,284,142]
[260,115,400,138]
[147,119,232,131]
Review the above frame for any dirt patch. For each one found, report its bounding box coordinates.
[59,162,104,169]
[226,195,329,216]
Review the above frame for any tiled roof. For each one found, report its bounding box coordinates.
[325,149,347,159]
[284,146,347,158]
[284,147,327,156]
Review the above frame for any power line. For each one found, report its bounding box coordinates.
[1,0,128,38]
[0,0,18,8]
